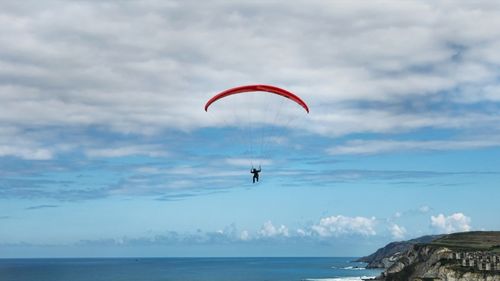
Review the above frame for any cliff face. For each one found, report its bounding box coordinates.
[383,244,500,281]
[357,235,443,269]
[360,231,500,280]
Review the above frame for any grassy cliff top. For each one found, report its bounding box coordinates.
[429,231,500,251]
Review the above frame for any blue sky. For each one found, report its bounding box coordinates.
[1,0,500,258]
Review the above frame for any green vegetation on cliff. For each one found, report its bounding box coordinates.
[430,231,500,251]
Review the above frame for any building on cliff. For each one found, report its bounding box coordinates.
[450,251,500,272]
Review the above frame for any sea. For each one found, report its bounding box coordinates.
[0,257,382,281]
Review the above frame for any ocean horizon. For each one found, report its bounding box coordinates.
[0,257,383,281]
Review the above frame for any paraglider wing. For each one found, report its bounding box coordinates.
[204,84,309,113]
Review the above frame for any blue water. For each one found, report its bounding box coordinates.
[0,257,382,281]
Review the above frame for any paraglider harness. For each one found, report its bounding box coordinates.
[250,165,261,183]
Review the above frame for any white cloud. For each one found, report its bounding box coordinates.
[85,145,168,158]
[225,158,273,167]
[430,213,471,234]
[259,221,289,238]
[296,228,308,237]
[419,205,431,213]
[0,127,54,160]
[0,145,52,160]
[311,215,377,237]
[328,138,500,155]
[239,230,250,241]
[390,224,407,240]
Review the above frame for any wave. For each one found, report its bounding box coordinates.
[330,266,366,270]
[304,276,376,281]
[343,266,366,270]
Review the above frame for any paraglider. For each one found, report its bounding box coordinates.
[205,84,309,113]
[250,165,261,183]
[205,84,309,183]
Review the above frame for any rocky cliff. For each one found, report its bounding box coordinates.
[357,235,443,268]
[380,231,500,281]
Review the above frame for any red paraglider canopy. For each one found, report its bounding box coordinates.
[204,84,309,113]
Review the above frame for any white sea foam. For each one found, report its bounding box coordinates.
[304,276,376,281]
[330,266,366,270]
[343,266,366,270]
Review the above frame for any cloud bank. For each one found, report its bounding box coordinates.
[2,1,500,202]
[310,215,377,237]
[1,1,500,142]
